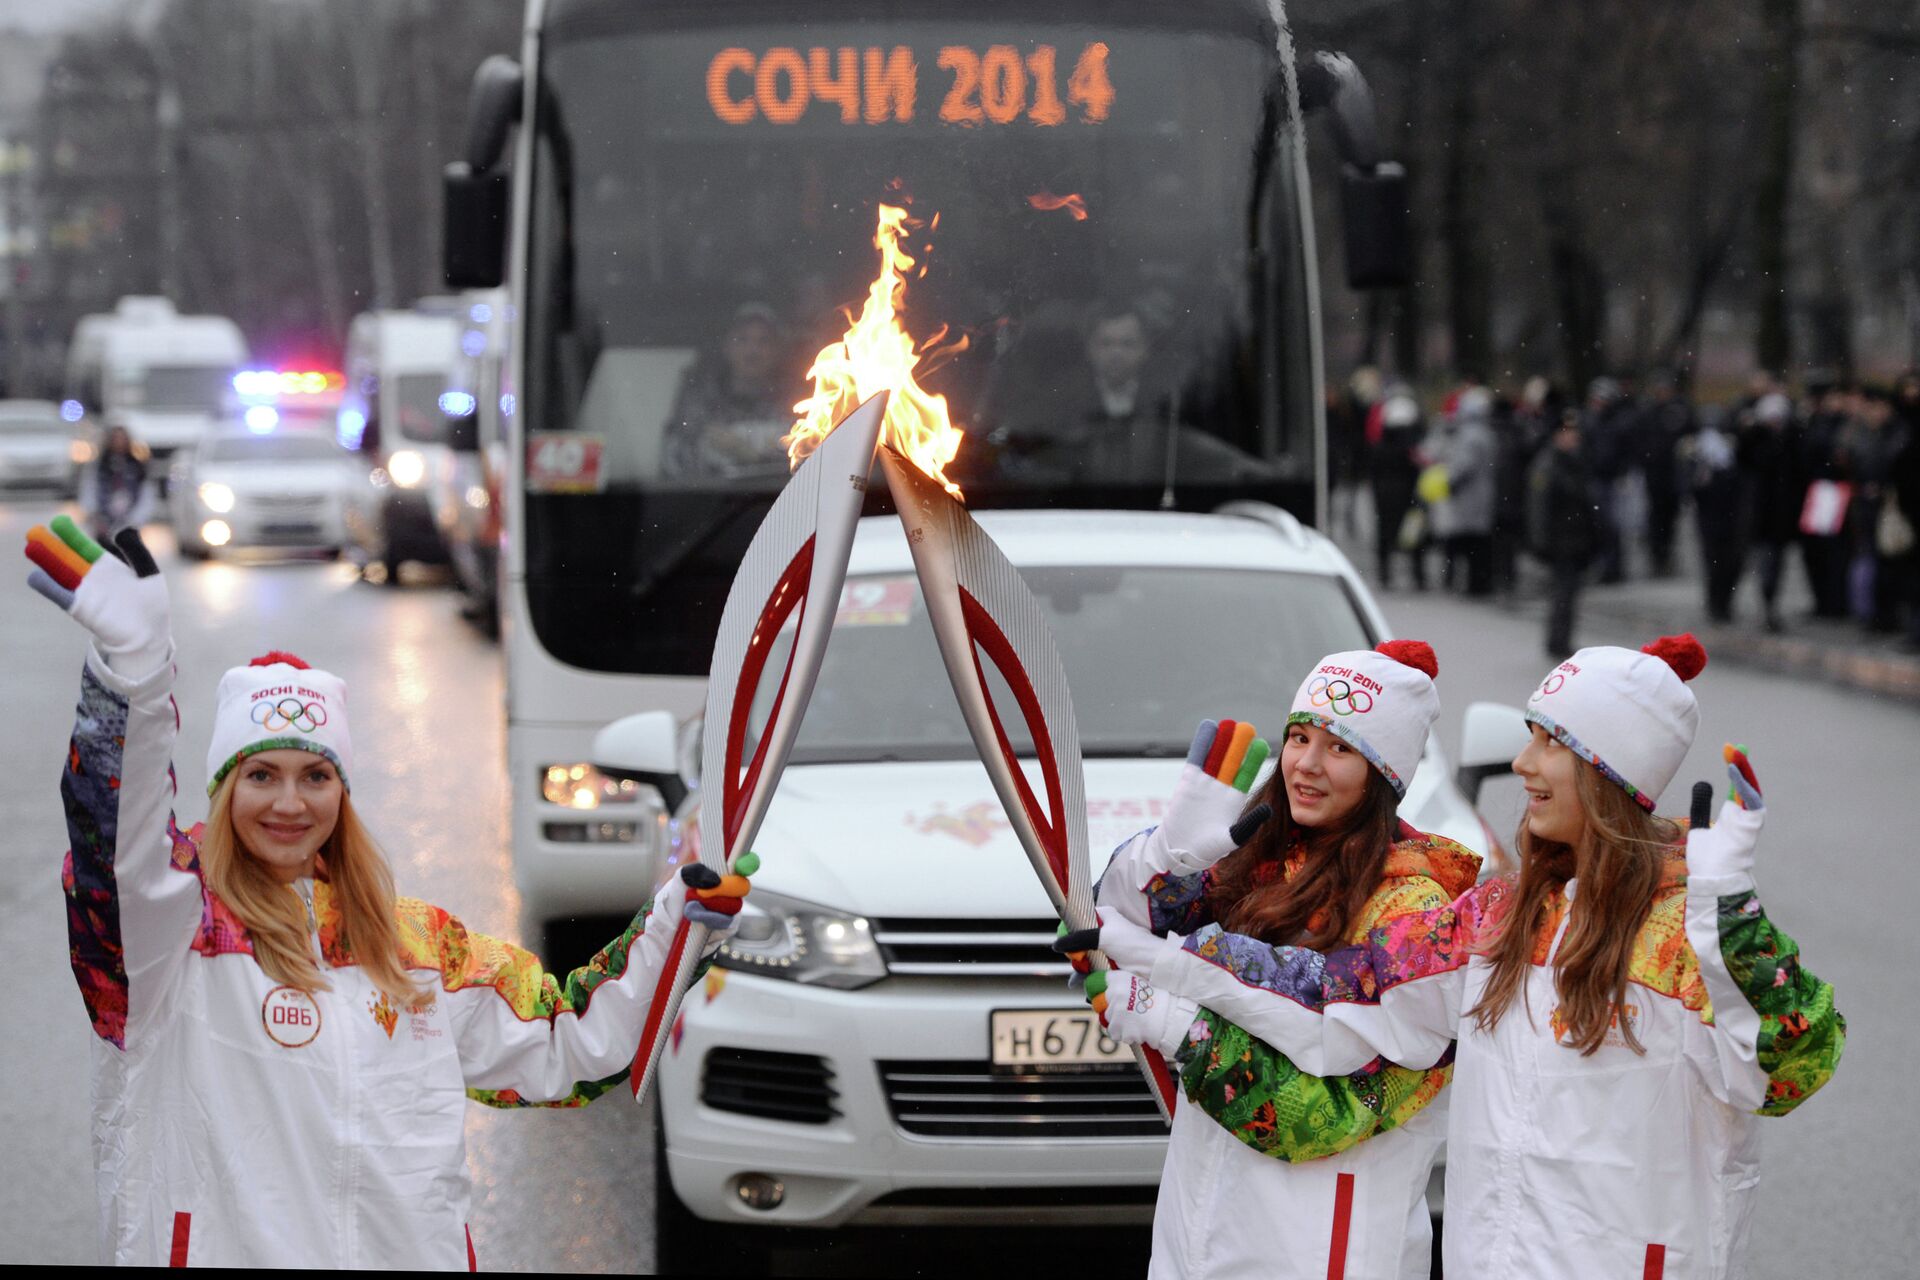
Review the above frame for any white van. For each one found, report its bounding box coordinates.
[64,296,248,460]
[337,308,463,581]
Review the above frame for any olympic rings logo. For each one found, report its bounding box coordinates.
[1308,676,1374,716]
[251,698,329,733]
[1541,673,1567,695]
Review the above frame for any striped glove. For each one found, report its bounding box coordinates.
[682,851,760,939]
[24,515,171,679]
[1687,746,1765,883]
[1150,718,1272,876]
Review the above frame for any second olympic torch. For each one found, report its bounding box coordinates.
[879,446,1180,1123]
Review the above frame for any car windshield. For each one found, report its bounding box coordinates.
[142,366,234,413]
[0,408,62,434]
[394,372,448,443]
[205,435,346,463]
[735,566,1371,764]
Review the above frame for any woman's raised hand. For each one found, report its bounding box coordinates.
[1154,718,1272,876]
[1686,745,1766,883]
[24,515,171,679]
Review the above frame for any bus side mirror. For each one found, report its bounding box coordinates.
[445,410,480,454]
[443,56,522,289]
[1455,701,1530,805]
[1298,52,1411,290]
[444,163,509,289]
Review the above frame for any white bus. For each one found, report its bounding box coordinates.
[64,295,248,460]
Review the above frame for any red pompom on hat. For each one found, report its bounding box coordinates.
[1375,639,1439,680]
[1639,633,1707,682]
[250,650,311,670]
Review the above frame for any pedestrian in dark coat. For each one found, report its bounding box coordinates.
[1527,411,1598,655]
[1685,407,1744,623]
[1636,371,1695,577]
[1370,392,1427,590]
[1581,378,1636,584]
[1797,383,1854,618]
[1737,392,1804,633]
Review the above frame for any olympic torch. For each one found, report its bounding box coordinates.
[629,390,889,1104]
[879,445,1179,1122]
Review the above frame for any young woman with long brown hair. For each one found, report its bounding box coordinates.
[1060,640,1481,1279]
[1115,634,1845,1279]
[25,516,752,1269]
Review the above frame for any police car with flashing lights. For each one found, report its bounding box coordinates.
[590,505,1525,1271]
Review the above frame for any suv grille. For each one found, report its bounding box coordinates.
[702,1048,839,1125]
[878,1059,1166,1139]
[872,918,1069,978]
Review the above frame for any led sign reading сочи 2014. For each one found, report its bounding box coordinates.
[706,43,1114,127]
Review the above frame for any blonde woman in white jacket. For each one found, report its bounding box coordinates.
[26,515,752,1269]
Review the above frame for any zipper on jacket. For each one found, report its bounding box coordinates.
[296,878,322,965]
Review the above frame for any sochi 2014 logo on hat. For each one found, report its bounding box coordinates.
[1536,661,1580,697]
[262,985,322,1048]
[1308,663,1384,716]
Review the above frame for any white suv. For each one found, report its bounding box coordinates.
[637,506,1498,1271]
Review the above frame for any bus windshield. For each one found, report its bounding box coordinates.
[526,0,1309,675]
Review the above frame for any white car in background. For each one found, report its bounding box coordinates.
[168,428,363,559]
[593,507,1518,1272]
[0,400,87,496]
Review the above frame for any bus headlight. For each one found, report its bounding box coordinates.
[713,888,886,990]
[198,482,235,513]
[387,449,426,488]
[541,762,654,810]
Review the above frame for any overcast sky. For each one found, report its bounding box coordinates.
[0,0,130,33]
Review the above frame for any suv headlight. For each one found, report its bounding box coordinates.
[198,482,235,513]
[541,762,654,810]
[713,887,887,990]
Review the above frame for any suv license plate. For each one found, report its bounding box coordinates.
[990,1009,1128,1070]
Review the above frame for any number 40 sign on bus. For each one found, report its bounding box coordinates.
[526,433,606,493]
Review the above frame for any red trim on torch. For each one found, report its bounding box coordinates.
[169,1211,191,1267]
[1644,1244,1666,1279]
[958,588,1069,888]
[723,537,816,854]
[632,919,694,1095]
[1326,1173,1355,1280]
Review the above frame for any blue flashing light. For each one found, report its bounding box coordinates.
[439,390,478,417]
[60,399,83,422]
[499,393,516,417]
[337,406,366,450]
[461,330,486,358]
[245,405,280,434]
[469,302,493,323]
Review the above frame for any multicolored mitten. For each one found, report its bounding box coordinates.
[1149,718,1271,876]
[684,850,759,934]
[1688,746,1765,882]
[24,515,171,678]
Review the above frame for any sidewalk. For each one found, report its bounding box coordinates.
[1330,496,1920,705]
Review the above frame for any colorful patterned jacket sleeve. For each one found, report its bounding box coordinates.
[1174,874,1460,1162]
[1682,808,1845,1116]
[1147,880,1504,1078]
[440,890,696,1106]
[61,649,202,1051]
[1094,827,1219,936]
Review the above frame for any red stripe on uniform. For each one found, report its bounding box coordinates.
[1644,1244,1666,1279]
[1326,1172,1355,1280]
[467,1223,478,1271]
[169,1211,190,1267]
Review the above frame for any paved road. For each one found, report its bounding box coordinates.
[1,496,1909,1274]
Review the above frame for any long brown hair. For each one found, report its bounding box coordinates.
[201,772,428,1006]
[1469,757,1679,1054]
[1206,766,1401,949]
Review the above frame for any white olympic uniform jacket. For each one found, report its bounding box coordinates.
[1139,828,1844,1280]
[1099,822,1482,1280]
[59,651,688,1269]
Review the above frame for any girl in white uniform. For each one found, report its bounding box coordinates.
[1063,641,1480,1278]
[25,515,753,1269]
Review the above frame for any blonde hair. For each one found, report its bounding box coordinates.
[1470,757,1679,1055]
[202,771,428,1007]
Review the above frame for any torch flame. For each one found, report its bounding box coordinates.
[1027,192,1088,221]
[785,204,967,498]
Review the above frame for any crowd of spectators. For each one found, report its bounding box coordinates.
[1330,366,1920,657]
